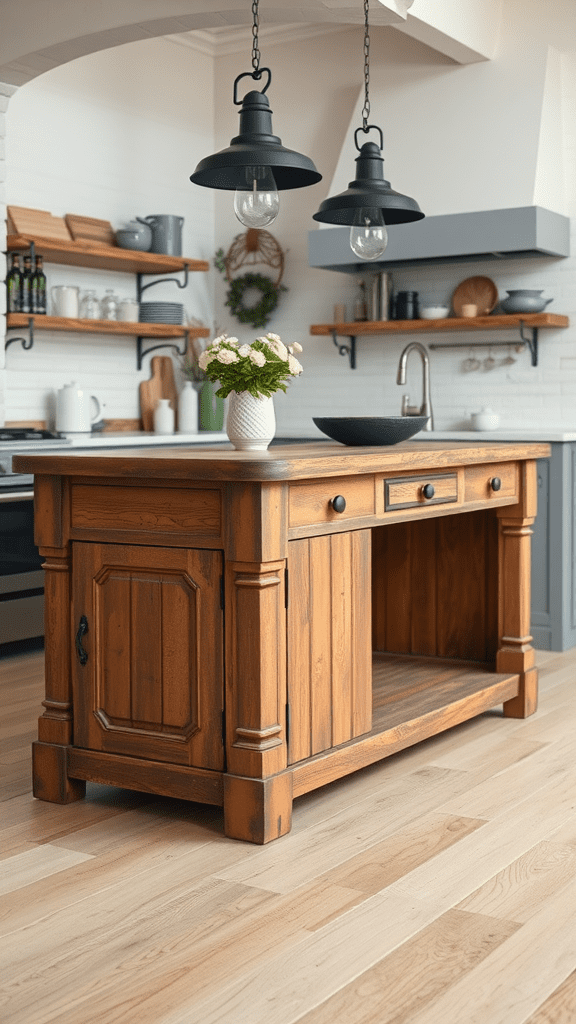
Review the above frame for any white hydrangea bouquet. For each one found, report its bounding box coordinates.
[198,333,304,451]
[198,333,303,399]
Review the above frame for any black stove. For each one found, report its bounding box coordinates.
[0,428,62,443]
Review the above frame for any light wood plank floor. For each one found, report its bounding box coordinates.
[1,647,576,1024]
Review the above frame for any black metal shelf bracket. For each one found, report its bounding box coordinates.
[332,330,357,369]
[136,264,190,300]
[519,321,539,366]
[5,316,35,353]
[136,330,189,371]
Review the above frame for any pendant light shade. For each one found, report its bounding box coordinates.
[190,0,322,232]
[191,74,321,192]
[313,0,424,259]
[313,132,423,226]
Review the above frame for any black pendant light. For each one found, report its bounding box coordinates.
[313,0,424,260]
[190,0,321,229]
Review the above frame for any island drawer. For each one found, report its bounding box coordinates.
[70,483,222,539]
[289,475,375,528]
[464,462,518,503]
[384,472,459,511]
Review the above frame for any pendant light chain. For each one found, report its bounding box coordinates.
[251,0,261,76]
[361,0,371,131]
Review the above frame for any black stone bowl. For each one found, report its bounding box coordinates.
[313,416,429,446]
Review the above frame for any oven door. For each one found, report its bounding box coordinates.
[0,487,44,644]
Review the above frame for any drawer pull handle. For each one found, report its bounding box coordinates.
[331,495,347,513]
[490,477,502,492]
[421,483,435,500]
[75,615,89,666]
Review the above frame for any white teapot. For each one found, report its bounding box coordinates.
[56,382,102,434]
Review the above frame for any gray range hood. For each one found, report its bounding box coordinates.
[308,206,570,273]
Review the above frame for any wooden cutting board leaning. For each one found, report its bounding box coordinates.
[139,356,178,432]
[7,205,72,241]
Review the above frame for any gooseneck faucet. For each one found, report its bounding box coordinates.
[396,341,434,431]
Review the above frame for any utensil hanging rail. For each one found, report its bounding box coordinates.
[429,321,538,366]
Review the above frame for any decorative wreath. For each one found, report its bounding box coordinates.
[224,271,287,330]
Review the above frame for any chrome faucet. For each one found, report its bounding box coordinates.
[396,342,434,431]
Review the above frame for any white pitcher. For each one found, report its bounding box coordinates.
[56,382,102,434]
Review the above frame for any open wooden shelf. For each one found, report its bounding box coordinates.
[310,312,569,336]
[6,313,210,340]
[6,234,209,275]
[292,653,519,797]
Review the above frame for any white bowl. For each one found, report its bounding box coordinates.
[420,306,449,320]
[471,411,500,431]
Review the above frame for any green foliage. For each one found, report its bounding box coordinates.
[200,335,303,400]
[214,248,227,275]
[225,272,288,330]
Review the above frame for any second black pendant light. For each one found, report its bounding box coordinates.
[190,0,321,228]
[313,0,424,260]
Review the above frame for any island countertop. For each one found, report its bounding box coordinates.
[14,438,550,483]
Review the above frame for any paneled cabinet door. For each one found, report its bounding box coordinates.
[287,529,373,764]
[72,542,224,770]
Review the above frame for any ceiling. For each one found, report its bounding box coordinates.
[0,0,497,87]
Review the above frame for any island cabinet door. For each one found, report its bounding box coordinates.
[71,542,224,770]
[286,529,373,764]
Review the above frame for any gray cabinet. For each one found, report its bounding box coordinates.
[531,442,576,650]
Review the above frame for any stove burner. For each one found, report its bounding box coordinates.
[0,428,61,442]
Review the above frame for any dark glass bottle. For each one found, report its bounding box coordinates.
[31,254,47,314]
[20,253,33,314]
[6,253,22,312]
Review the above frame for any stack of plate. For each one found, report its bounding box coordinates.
[139,302,184,324]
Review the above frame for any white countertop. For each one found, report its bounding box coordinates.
[63,431,227,448]
[410,429,576,442]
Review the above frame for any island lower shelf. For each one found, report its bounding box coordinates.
[292,654,520,797]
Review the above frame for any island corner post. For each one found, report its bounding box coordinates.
[14,440,549,844]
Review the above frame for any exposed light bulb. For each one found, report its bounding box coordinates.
[349,207,388,260]
[234,166,280,228]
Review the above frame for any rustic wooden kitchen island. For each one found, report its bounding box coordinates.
[15,439,548,843]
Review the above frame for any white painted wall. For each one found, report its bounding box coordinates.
[4,37,215,425]
[2,0,576,433]
[211,0,576,437]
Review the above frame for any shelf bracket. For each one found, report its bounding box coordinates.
[137,264,190,300]
[331,331,357,369]
[5,316,34,353]
[519,321,539,366]
[136,330,189,371]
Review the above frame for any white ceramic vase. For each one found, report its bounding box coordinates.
[177,381,198,433]
[226,390,276,451]
[153,397,175,434]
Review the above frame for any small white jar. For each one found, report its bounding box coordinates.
[118,298,139,322]
[153,398,175,434]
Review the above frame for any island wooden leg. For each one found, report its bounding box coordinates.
[497,505,538,719]
[33,545,85,803]
[223,772,293,844]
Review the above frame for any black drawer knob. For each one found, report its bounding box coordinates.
[331,495,347,513]
[490,477,502,492]
[421,483,435,500]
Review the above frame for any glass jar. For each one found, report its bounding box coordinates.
[80,289,100,320]
[100,289,119,320]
